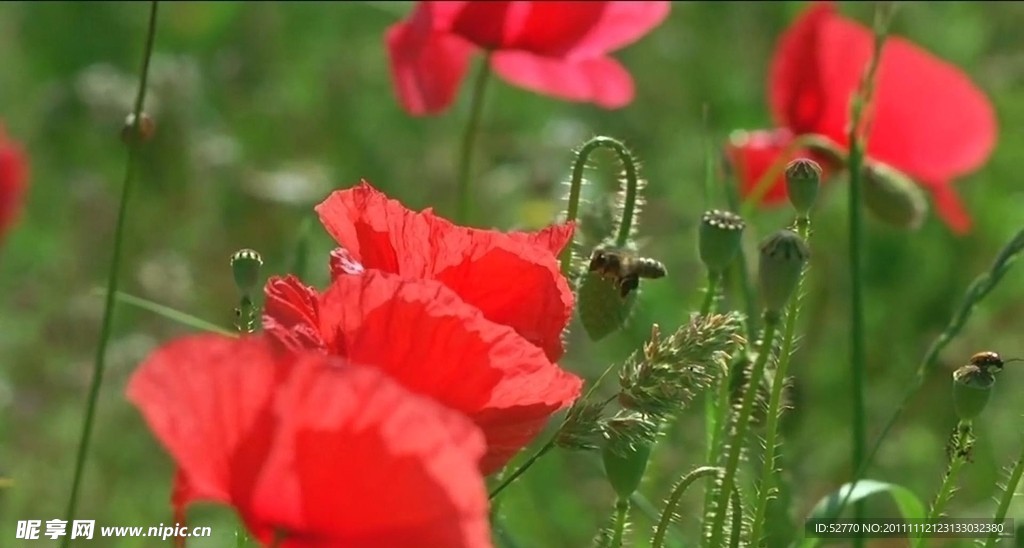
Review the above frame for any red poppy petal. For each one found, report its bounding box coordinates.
[385,10,476,116]
[507,222,575,258]
[491,52,634,108]
[249,365,491,548]
[0,130,28,242]
[126,335,288,509]
[768,2,833,132]
[317,182,574,359]
[561,1,671,60]
[929,183,972,234]
[817,13,996,183]
[317,271,582,473]
[263,275,326,352]
[771,3,996,188]
[499,2,605,54]
[434,236,573,362]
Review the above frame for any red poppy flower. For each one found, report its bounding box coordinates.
[264,269,582,474]
[0,126,28,244]
[316,180,574,363]
[729,2,996,233]
[386,1,671,115]
[127,334,492,548]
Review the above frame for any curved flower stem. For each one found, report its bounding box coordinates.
[610,498,630,548]
[559,136,642,272]
[846,8,891,541]
[749,216,811,545]
[62,2,159,541]
[706,313,780,548]
[455,53,493,224]
[984,448,1024,548]
[654,466,722,548]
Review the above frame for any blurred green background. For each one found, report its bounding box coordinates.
[2,1,1024,546]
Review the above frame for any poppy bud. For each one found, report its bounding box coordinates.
[230,248,263,295]
[785,158,821,217]
[699,210,746,274]
[121,112,156,144]
[952,364,996,421]
[802,134,847,168]
[758,230,810,316]
[601,413,657,499]
[578,268,634,341]
[862,162,928,230]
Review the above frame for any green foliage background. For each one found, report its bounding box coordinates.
[2,2,1024,546]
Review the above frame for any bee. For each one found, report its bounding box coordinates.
[588,247,667,298]
[967,351,1022,375]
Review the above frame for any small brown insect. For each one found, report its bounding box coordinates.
[588,248,667,298]
[967,351,1023,375]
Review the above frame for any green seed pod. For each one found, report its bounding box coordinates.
[699,210,746,274]
[758,230,810,315]
[230,248,264,295]
[602,441,652,500]
[601,413,657,499]
[862,162,928,230]
[578,270,635,341]
[952,364,996,421]
[785,158,822,216]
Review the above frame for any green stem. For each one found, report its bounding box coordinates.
[914,421,972,548]
[750,217,811,545]
[62,2,159,541]
[489,438,555,500]
[700,271,723,458]
[454,53,493,224]
[706,314,780,548]
[94,288,236,337]
[653,467,721,548]
[985,450,1024,548]
[700,271,726,520]
[845,8,891,543]
[723,176,758,342]
[610,498,630,548]
[699,272,721,316]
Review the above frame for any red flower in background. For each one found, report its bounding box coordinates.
[386,1,671,115]
[0,126,28,244]
[264,181,582,473]
[728,3,996,232]
[128,335,492,548]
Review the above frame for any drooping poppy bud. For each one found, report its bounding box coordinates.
[862,162,929,230]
